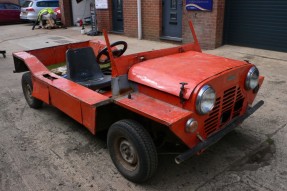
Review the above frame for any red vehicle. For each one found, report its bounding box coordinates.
[13,21,264,183]
[54,7,61,20]
[0,2,21,24]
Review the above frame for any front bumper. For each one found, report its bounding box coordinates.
[175,100,264,164]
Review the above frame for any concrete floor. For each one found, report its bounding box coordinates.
[0,23,287,191]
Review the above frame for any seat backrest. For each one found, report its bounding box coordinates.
[66,47,104,82]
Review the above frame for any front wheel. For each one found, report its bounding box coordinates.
[21,72,43,109]
[107,119,158,183]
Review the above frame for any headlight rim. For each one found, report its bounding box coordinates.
[196,85,216,115]
[245,66,259,90]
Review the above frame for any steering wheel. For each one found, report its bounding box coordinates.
[96,41,128,64]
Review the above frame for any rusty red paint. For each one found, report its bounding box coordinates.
[129,51,247,99]
[115,92,192,126]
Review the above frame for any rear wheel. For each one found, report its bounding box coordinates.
[107,119,158,183]
[21,72,43,109]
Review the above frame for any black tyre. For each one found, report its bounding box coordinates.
[21,72,43,109]
[107,119,158,183]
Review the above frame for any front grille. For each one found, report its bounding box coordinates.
[233,87,244,118]
[204,86,245,137]
[222,87,236,112]
[204,98,220,136]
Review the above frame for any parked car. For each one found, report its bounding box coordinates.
[0,2,21,24]
[20,0,59,21]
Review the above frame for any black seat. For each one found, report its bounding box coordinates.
[66,47,111,90]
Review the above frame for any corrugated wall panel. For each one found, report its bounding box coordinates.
[224,0,287,52]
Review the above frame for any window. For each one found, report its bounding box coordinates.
[48,1,59,7]
[171,0,177,9]
[22,1,33,8]
[0,4,5,10]
[37,2,48,7]
[36,1,59,7]
[6,4,20,10]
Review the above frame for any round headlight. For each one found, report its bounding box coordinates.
[196,85,216,115]
[245,66,259,90]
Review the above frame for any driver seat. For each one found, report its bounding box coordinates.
[66,47,111,90]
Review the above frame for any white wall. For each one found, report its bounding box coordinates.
[71,0,93,25]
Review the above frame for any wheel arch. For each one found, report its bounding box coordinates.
[13,55,29,73]
[96,103,180,145]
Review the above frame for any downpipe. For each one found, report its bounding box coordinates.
[137,0,142,40]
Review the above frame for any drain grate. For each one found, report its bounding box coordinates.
[48,37,65,40]
[54,40,73,44]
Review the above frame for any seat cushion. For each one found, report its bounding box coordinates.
[77,75,111,90]
[66,47,111,90]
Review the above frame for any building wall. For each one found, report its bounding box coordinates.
[0,0,20,5]
[91,0,113,32]
[182,0,225,49]
[142,0,161,40]
[215,0,225,48]
[96,1,112,32]
[71,0,91,25]
[123,0,137,37]
[59,0,73,27]
[95,0,225,49]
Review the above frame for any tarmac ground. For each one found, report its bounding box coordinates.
[0,23,287,191]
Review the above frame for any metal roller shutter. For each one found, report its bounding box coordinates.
[224,0,287,52]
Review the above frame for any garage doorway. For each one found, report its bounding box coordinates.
[224,0,287,52]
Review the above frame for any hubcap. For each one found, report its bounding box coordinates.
[119,139,137,165]
[25,84,33,102]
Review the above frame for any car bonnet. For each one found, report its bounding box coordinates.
[128,51,247,99]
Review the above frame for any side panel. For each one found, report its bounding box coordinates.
[32,77,50,104]
[13,42,111,135]
[81,102,96,134]
[27,41,90,66]
[49,86,83,124]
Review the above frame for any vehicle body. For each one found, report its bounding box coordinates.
[13,21,264,183]
[0,2,21,24]
[20,0,59,21]
[53,7,61,20]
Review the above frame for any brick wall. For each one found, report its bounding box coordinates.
[96,2,112,32]
[96,0,162,39]
[123,0,162,39]
[59,0,73,27]
[142,0,161,40]
[95,0,119,33]
[95,0,225,49]
[123,0,137,37]
[215,0,225,47]
[182,0,225,49]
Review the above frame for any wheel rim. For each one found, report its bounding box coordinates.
[24,84,33,104]
[115,137,138,171]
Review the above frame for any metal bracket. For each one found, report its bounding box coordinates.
[179,82,188,104]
